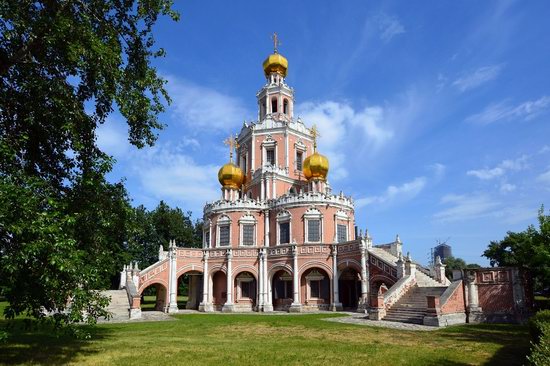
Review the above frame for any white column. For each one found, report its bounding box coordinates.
[331,245,342,311]
[264,248,273,311]
[251,132,255,170]
[168,241,179,313]
[266,176,270,199]
[285,132,289,170]
[289,245,301,312]
[272,175,276,199]
[199,251,212,312]
[261,177,265,200]
[264,210,270,247]
[222,249,234,312]
[360,242,369,304]
[258,249,264,310]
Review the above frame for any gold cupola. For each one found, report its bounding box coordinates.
[303,125,329,181]
[218,135,244,189]
[263,33,288,77]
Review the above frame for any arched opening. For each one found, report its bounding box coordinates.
[370,277,394,295]
[339,268,361,310]
[234,271,257,311]
[211,271,227,311]
[301,267,330,310]
[272,269,293,311]
[140,283,168,312]
[177,271,203,310]
[271,97,278,113]
[283,99,289,114]
[260,97,266,119]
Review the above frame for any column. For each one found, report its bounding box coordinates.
[466,270,483,323]
[331,244,342,311]
[168,240,179,313]
[289,245,302,312]
[263,248,273,311]
[359,241,369,310]
[285,131,289,171]
[261,176,265,200]
[272,175,276,199]
[258,249,264,311]
[251,131,255,170]
[264,210,270,247]
[199,251,212,312]
[222,249,234,312]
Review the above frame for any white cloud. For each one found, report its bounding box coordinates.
[376,13,405,42]
[537,169,550,185]
[466,96,550,124]
[96,118,130,157]
[355,177,426,208]
[434,194,500,222]
[165,75,250,131]
[452,64,503,92]
[296,101,394,181]
[429,163,446,180]
[499,183,516,193]
[467,155,528,180]
[130,143,220,215]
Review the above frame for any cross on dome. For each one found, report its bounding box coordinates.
[310,124,321,152]
[223,134,239,163]
[271,32,281,53]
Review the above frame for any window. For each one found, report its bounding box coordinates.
[204,231,210,247]
[308,219,320,242]
[219,225,230,246]
[296,151,303,171]
[266,149,275,165]
[279,222,290,244]
[242,224,254,246]
[337,224,347,243]
[310,280,321,298]
[283,99,289,114]
[242,155,247,174]
[241,281,251,298]
[271,97,278,113]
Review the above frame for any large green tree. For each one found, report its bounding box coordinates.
[0,0,178,326]
[484,206,550,290]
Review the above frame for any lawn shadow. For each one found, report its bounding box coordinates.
[435,323,530,366]
[0,318,113,365]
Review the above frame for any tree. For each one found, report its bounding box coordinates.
[442,256,481,278]
[0,0,178,327]
[484,206,550,291]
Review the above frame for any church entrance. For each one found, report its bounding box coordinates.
[301,268,330,309]
[211,271,227,310]
[339,268,361,309]
[234,271,256,311]
[272,270,293,310]
[177,271,203,310]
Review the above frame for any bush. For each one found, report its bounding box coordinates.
[527,322,550,366]
[529,310,550,343]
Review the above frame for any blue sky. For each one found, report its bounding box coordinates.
[97,1,550,265]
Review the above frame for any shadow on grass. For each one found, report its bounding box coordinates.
[432,323,530,366]
[0,318,113,365]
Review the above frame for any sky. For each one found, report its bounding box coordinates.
[96,0,550,266]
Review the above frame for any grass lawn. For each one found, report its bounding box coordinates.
[0,301,530,365]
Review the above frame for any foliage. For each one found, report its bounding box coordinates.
[484,206,550,291]
[0,0,178,327]
[529,310,550,343]
[443,256,480,278]
[527,321,550,366]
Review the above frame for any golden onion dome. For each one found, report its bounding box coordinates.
[303,152,329,181]
[263,52,288,77]
[218,162,244,189]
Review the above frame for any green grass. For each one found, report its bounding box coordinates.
[0,301,531,365]
[140,295,188,311]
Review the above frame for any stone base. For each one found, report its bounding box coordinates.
[168,304,179,314]
[198,302,214,312]
[467,309,485,324]
[288,303,303,313]
[368,308,386,321]
[222,303,235,313]
[263,304,274,312]
[423,312,467,327]
[330,302,343,312]
[129,308,142,319]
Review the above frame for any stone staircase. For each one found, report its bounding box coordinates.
[383,272,447,325]
[103,290,130,321]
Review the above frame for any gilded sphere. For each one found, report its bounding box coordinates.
[218,162,244,189]
[262,53,288,77]
[303,152,329,181]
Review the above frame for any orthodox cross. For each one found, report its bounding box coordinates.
[272,32,281,53]
[310,124,320,152]
[223,134,239,162]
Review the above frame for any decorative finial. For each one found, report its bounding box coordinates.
[310,124,320,152]
[223,134,240,163]
[271,32,281,53]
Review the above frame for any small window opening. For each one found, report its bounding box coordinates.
[271,97,278,113]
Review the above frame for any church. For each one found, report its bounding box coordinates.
[118,38,531,326]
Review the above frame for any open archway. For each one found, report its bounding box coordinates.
[272,269,293,311]
[177,271,203,310]
[211,271,227,311]
[234,271,257,311]
[140,283,168,312]
[339,268,361,309]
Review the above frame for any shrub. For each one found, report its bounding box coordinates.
[527,322,550,366]
[529,310,550,343]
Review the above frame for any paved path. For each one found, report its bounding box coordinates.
[322,313,438,331]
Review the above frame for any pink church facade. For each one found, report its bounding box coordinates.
[119,44,531,326]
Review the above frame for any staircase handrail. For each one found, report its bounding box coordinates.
[125,279,140,308]
[383,273,417,309]
[139,257,169,277]
[439,279,462,308]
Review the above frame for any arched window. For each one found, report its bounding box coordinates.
[216,215,231,247]
[283,99,289,114]
[303,208,323,243]
[271,97,278,113]
[239,214,256,246]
